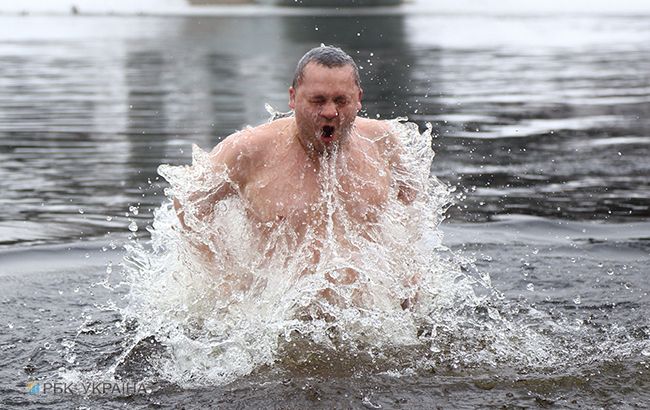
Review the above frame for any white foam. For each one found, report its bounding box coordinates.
[108,118,574,386]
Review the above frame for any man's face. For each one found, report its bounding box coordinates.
[289,62,362,154]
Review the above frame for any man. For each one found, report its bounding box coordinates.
[173,46,418,305]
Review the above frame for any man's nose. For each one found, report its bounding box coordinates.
[319,102,338,120]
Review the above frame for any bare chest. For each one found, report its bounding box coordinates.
[241,154,391,230]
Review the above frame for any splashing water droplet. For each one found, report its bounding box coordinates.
[361,396,381,409]
[573,295,582,305]
[128,221,138,232]
[124,118,602,387]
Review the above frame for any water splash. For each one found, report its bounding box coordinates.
[107,117,635,388]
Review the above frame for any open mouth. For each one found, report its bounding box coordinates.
[321,125,335,142]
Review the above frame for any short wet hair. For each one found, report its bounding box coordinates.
[292,45,361,89]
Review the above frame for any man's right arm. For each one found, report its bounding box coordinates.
[173,131,251,260]
[172,130,253,252]
[173,183,234,231]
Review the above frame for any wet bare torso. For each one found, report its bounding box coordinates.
[199,116,409,299]
[235,117,393,253]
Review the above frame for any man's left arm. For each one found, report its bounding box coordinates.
[377,122,417,204]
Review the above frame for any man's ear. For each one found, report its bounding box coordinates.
[356,88,363,111]
[289,86,296,110]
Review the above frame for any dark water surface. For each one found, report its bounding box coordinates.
[1,11,649,409]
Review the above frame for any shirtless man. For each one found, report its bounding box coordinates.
[174,46,416,301]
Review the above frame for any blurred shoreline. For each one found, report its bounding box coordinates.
[3,0,650,17]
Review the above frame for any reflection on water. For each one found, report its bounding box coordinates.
[1,13,649,247]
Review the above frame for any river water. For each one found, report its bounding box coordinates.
[1,8,649,409]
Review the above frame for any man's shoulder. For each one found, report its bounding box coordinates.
[355,117,393,141]
[241,116,293,144]
[354,117,405,160]
[211,117,292,161]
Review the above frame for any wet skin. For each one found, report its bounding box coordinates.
[175,62,415,300]
[289,62,363,156]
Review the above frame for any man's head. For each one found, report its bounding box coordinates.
[289,46,363,156]
[291,45,361,89]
